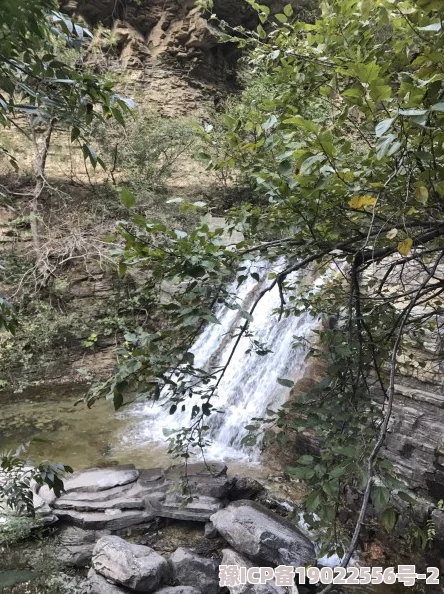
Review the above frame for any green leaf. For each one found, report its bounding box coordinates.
[382,507,397,531]
[120,188,136,208]
[70,126,81,142]
[298,455,314,465]
[375,118,395,138]
[371,486,390,511]
[283,4,293,17]
[275,13,288,23]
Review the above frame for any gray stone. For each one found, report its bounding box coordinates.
[227,477,265,501]
[150,494,223,522]
[54,497,145,512]
[57,482,138,503]
[92,535,168,592]
[55,508,154,530]
[221,549,289,594]
[154,586,202,594]
[57,526,110,567]
[87,568,132,594]
[431,508,444,544]
[204,521,219,539]
[63,467,139,494]
[210,501,315,567]
[169,547,219,594]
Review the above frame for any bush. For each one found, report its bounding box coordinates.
[94,109,196,189]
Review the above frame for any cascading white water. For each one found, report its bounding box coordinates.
[122,261,316,464]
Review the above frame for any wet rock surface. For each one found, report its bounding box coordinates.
[210,500,315,567]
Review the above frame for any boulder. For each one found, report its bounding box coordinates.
[87,568,132,594]
[204,521,219,539]
[227,477,265,501]
[169,547,219,594]
[92,535,168,592]
[210,501,315,567]
[221,549,289,594]
[63,467,139,494]
[57,526,111,567]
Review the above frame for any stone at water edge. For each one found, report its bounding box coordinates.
[54,508,155,530]
[210,500,315,567]
[92,535,168,592]
[221,548,290,594]
[227,476,265,501]
[168,547,220,594]
[62,467,140,494]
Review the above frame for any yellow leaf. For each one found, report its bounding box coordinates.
[415,185,428,204]
[349,195,377,209]
[397,237,413,256]
[386,228,398,240]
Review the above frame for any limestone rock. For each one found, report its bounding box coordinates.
[54,496,145,512]
[169,547,219,594]
[92,535,168,592]
[221,549,289,594]
[87,568,132,594]
[55,508,154,530]
[63,467,139,494]
[210,501,315,567]
[57,526,111,567]
[150,493,223,522]
[204,521,219,539]
[227,477,265,501]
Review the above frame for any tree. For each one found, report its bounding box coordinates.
[0,0,130,507]
[92,0,444,565]
[0,0,132,283]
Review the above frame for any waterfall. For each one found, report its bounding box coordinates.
[123,261,316,464]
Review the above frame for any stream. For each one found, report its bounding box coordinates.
[0,262,417,593]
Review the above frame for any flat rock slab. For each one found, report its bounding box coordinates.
[92,535,168,592]
[55,497,145,512]
[151,495,223,522]
[55,509,154,531]
[166,462,227,478]
[63,467,139,494]
[211,500,315,567]
[58,482,138,503]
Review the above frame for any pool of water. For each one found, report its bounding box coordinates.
[0,570,36,588]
